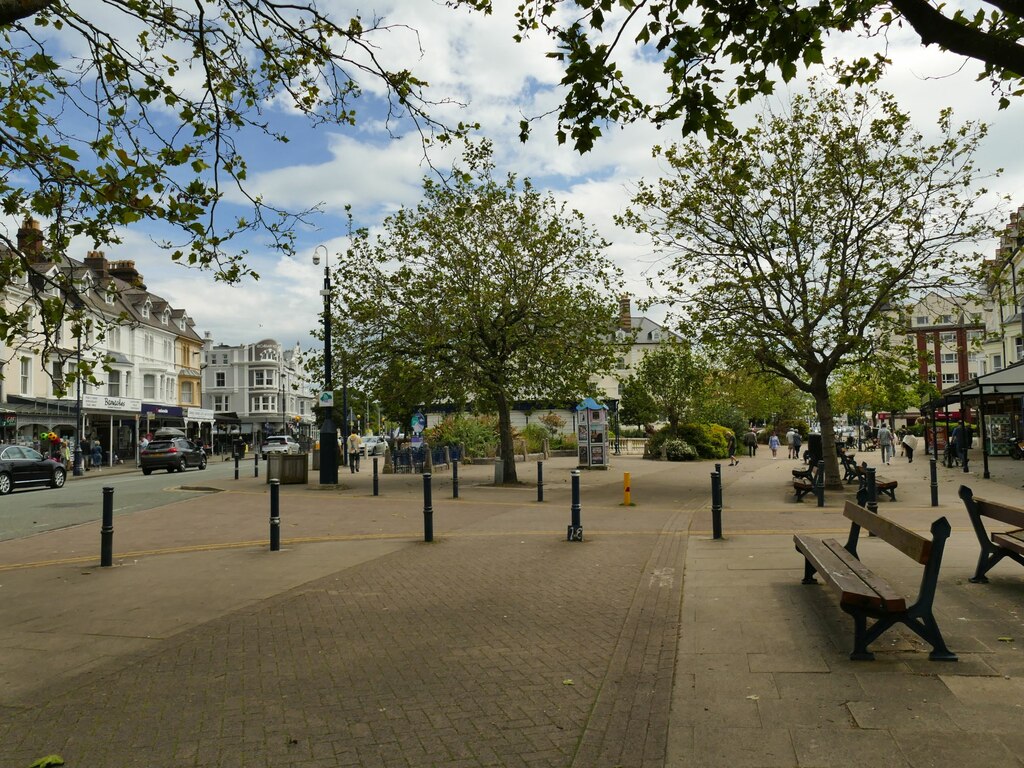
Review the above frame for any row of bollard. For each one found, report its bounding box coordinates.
[99,463,585,564]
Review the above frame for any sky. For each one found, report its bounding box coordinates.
[12,1,1024,353]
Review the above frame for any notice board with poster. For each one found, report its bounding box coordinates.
[575,397,609,469]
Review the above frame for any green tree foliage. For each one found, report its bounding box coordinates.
[831,353,920,424]
[457,0,1024,152]
[618,374,659,430]
[620,82,995,486]
[1,1,468,376]
[335,141,621,483]
[632,339,708,431]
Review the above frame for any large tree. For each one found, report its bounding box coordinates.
[1,2,466,378]
[632,339,708,432]
[458,0,1024,152]
[336,142,621,483]
[619,82,996,487]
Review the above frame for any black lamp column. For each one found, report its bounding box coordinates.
[315,247,338,484]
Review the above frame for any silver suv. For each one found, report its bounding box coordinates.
[261,435,300,459]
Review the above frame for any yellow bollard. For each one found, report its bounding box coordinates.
[623,472,632,506]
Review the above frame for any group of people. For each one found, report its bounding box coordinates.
[725,426,803,465]
[875,421,922,465]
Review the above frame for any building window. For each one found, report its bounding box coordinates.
[214,395,230,411]
[251,369,273,387]
[1016,337,1024,362]
[144,374,156,399]
[108,371,120,397]
[993,354,1003,371]
[941,373,959,385]
[215,372,225,387]
[144,334,154,356]
[181,381,194,403]
[251,395,276,412]
[222,353,229,364]
[940,352,957,364]
[939,332,956,343]
[940,314,954,324]
[108,326,120,350]
[915,315,928,325]
[163,339,172,360]
[20,357,31,393]
[51,361,64,395]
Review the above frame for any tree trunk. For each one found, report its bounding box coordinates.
[496,393,519,484]
[812,386,844,490]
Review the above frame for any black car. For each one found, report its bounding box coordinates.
[139,438,207,474]
[0,443,67,494]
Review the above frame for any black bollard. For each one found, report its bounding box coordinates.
[711,471,723,540]
[234,453,239,481]
[816,459,825,507]
[422,472,434,542]
[567,469,583,541]
[254,450,259,478]
[372,457,379,496]
[452,458,459,499]
[269,479,280,551]
[866,467,878,514]
[100,486,114,567]
[930,457,939,507]
[537,460,544,503]
[715,462,721,476]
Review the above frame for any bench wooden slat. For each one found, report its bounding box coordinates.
[992,530,1024,556]
[793,535,883,609]
[844,501,931,564]
[822,539,906,612]
[972,497,1024,529]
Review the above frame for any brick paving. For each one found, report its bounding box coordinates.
[0,450,1022,767]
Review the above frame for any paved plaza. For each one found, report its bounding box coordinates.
[0,447,1022,767]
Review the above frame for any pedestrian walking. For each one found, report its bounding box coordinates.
[951,421,971,472]
[726,431,739,466]
[346,430,362,473]
[91,438,103,471]
[743,428,758,457]
[768,431,780,459]
[785,428,796,458]
[901,430,916,463]
[877,422,893,465]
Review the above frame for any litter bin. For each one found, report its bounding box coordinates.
[806,433,822,466]
[267,453,309,484]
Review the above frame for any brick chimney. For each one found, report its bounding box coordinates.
[16,216,46,261]
[619,294,632,331]
[108,259,146,288]
[83,250,110,277]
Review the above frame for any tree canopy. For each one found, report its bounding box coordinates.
[619,81,996,485]
[458,0,1024,152]
[1,1,467,377]
[336,142,621,482]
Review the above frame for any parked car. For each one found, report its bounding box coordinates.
[261,435,300,460]
[0,443,67,494]
[362,436,388,456]
[139,438,207,474]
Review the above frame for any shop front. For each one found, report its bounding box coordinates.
[82,394,142,466]
[141,402,184,439]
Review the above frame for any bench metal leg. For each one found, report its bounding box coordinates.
[849,612,876,661]
[802,558,817,585]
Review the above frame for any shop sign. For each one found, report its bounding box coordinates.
[83,394,142,412]
[186,407,215,421]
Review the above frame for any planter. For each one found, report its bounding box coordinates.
[267,453,309,484]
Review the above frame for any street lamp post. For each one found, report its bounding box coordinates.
[73,329,84,475]
[313,246,338,484]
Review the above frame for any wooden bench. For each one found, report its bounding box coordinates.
[793,501,956,661]
[839,452,859,484]
[855,462,898,501]
[792,463,821,501]
[959,485,1024,583]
